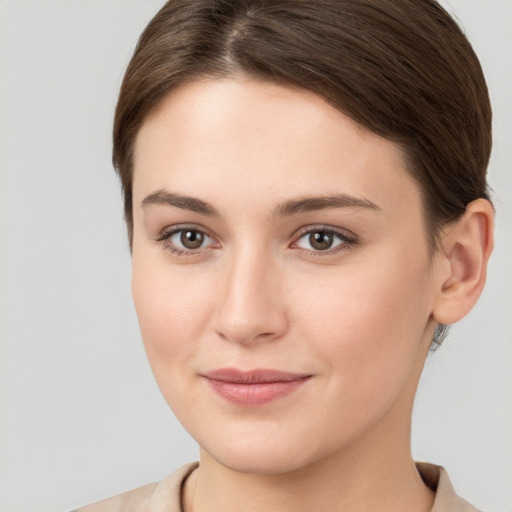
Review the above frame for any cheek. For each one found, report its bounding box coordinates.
[298,254,429,336]
[293,251,432,405]
[131,257,214,377]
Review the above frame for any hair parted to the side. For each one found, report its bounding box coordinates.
[114,0,492,250]
[113,0,492,344]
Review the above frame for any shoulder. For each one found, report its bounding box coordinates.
[73,463,198,512]
[72,482,158,512]
[416,462,481,512]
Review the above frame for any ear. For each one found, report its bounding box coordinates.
[432,198,494,325]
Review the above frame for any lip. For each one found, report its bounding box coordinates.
[202,368,311,406]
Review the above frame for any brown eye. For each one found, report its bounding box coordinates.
[309,231,334,251]
[160,227,216,255]
[179,230,205,249]
[295,228,353,253]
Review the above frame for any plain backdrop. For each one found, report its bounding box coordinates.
[0,1,511,511]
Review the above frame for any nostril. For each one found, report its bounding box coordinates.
[215,321,282,344]
[256,331,275,339]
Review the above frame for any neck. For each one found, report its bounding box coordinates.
[184,415,434,512]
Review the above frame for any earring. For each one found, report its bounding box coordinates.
[431,324,449,351]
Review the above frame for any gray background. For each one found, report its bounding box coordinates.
[0,1,511,511]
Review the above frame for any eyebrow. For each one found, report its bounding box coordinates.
[141,190,220,216]
[273,194,381,217]
[141,189,380,217]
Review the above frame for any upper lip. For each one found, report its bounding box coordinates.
[202,368,311,384]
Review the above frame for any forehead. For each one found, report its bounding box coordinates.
[132,77,421,221]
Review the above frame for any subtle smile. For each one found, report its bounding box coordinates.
[202,368,312,406]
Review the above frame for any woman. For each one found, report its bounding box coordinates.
[77,0,494,510]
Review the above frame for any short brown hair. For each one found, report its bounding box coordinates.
[113,0,492,249]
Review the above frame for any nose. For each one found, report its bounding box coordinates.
[213,247,288,344]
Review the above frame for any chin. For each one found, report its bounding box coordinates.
[206,445,314,475]
[193,421,333,476]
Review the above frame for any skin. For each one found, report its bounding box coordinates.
[131,77,493,512]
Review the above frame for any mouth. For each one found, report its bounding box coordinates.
[201,368,312,406]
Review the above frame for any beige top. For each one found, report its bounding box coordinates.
[74,462,480,512]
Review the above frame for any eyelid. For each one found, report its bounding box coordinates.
[290,225,358,253]
[155,224,220,255]
[154,223,357,257]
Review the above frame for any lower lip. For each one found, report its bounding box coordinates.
[205,377,310,406]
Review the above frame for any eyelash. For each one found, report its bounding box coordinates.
[155,225,358,258]
[155,225,218,257]
[291,225,358,256]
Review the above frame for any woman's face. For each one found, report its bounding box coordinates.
[131,78,440,474]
